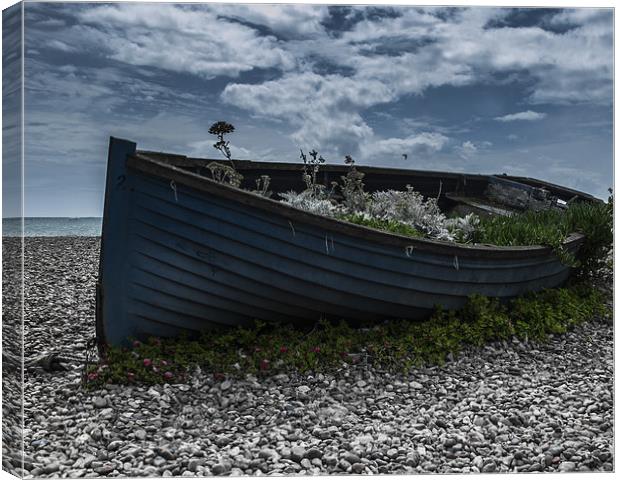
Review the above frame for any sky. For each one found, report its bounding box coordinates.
[3,2,614,217]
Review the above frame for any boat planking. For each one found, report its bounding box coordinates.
[97,137,593,348]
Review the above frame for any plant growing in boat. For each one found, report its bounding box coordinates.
[280,150,478,242]
[209,120,235,163]
[280,189,337,216]
[252,175,273,198]
[340,155,369,212]
[206,120,244,188]
[280,148,338,213]
[300,149,330,198]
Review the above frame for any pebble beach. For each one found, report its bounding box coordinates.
[2,236,614,477]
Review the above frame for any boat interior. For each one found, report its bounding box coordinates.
[134,150,599,218]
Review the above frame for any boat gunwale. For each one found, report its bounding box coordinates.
[128,152,584,259]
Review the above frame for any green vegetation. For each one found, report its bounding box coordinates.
[337,213,424,238]
[86,284,609,387]
[473,199,613,278]
[340,198,613,279]
[206,121,244,187]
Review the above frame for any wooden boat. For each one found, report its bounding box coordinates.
[97,137,596,348]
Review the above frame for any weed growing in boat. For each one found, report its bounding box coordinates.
[279,148,337,212]
[252,175,272,198]
[336,213,424,238]
[206,120,245,188]
[300,149,328,198]
[340,155,368,212]
[365,187,476,241]
[206,162,243,188]
[280,189,337,217]
[209,121,235,164]
[282,152,478,242]
[473,197,613,277]
[86,283,608,386]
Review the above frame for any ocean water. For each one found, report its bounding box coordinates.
[2,217,102,237]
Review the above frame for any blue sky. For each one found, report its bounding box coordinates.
[6,2,614,216]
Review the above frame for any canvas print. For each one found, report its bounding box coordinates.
[1,1,614,478]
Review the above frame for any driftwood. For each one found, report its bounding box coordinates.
[2,352,83,372]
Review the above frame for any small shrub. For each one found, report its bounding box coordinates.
[279,189,337,217]
[340,155,369,212]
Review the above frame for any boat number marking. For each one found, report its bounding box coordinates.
[116,174,126,188]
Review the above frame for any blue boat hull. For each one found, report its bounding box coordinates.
[97,138,584,347]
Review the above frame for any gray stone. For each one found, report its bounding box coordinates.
[342,452,361,464]
[43,463,60,474]
[212,463,230,475]
[306,448,322,460]
[290,447,306,463]
[559,462,577,472]
[107,440,123,451]
[259,448,278,460]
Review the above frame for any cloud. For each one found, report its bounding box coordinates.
[454,140,492,160]
[75,4,296,78]
[455,140,477,159]
[359,132,449,162]
[211,4,330,39]
[495,110,547,122]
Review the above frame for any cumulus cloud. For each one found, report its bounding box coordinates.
[495,110,547,122]
[25,3,613,181]
[34,3,611,162]
[76,4,296,78]
[454,140,492,160]
[455,141,477,159]
[359,132,449,162]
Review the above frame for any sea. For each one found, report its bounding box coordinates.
[2,217,102,237]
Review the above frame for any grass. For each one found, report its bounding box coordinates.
[474,200,613,278]
[86,283,609,387]
[340,200,612,279]
[337,213,424,238]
